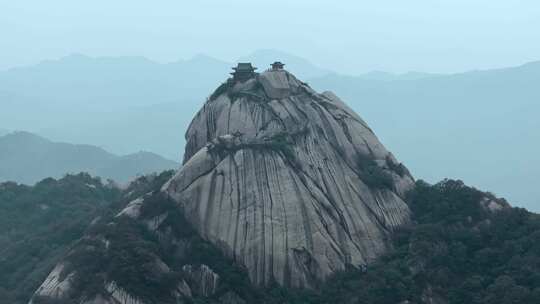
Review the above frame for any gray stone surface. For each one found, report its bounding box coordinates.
[258,70,301,99]
[30,67,416,303]
[31,263,74,301]
[165,68,414,288]
[105,282,147,304]
[182,264,220,297]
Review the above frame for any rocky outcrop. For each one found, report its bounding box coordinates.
[29,63,415,304]
[31,263,75,302]
[182,264,220,297]
[165,66,414,288]
[105,282,146,304]
[479,196,510,212]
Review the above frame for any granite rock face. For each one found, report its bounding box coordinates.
[30,264,75,302]
[182,264,220,297]
[28,192,219,304]
[164,67,414,288]
[29,65,415,304]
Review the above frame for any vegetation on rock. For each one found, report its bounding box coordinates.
[0,173,120,304]
[355,153,394,189]
[0,171,174,304]
[268,179,540,304]
[4,170,540,303]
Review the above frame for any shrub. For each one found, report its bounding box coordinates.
[209,81,231,101]
[356,153,394,189]
[386,155,408,177]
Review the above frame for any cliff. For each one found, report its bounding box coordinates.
[164,65,414,287]
[29,63,414,303]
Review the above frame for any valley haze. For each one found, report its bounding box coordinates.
[1,50,538,212]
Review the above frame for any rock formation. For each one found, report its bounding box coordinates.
[164,63,414,288]
[29,62,414,304]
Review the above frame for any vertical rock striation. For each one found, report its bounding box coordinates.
[29,64,415,304]
[164,65,414,288]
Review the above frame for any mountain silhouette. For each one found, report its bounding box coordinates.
[0,131,178,184]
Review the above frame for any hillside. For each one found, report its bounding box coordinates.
[0,172,174,304]
[15,176,540,304]
[0,170,536,304]
[0,132,178,184]
[0,174,121,304]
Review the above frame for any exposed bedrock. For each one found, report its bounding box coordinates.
[164,67,414,288]
[29,65,415,304]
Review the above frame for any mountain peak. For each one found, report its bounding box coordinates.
[30,61,415,304]
[0,130,50,144]
[167,62,414,288]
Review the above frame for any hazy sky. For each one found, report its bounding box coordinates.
[1,0,539,74]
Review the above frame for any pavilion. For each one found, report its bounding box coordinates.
[231,63,257,81]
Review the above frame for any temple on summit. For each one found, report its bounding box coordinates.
[271,61,285,70]
[231,63,257,81]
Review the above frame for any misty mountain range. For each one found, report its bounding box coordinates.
[0,131,178,184]
[0,129,9,137]
[0,49,538,210]
[309,61,540,211]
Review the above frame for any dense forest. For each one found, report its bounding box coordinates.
[2,172,540,303]
[0,172,173,304]
[286,180,540,304]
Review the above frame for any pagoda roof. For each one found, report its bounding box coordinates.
[232,63,257,71]
[271,62,285,70]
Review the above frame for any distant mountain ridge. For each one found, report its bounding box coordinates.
[0,49,332,160]
[238,49,332,78]
[0,51,538,210]
[0,53,231,109]
[0,131,178,184]
[308,60,540,210]
[353,70,439,81]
